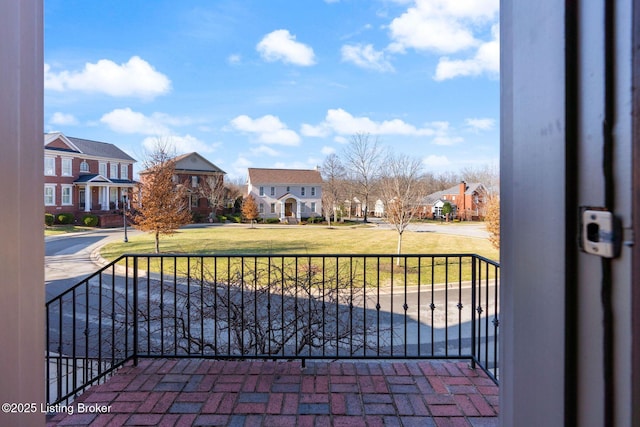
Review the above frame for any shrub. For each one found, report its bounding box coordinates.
[217,215,228,223]
[56,212,75,225]
[265,217,280,224]
[82,214,99,227]
[230,215,242,223]
[45,213,55,226]
[191,212,204,223]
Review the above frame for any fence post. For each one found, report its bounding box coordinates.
[470,256,477,370]
[133,256,138,366]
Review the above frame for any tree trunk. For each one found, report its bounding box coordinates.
[155,231,160,253]
[396,232,403,266]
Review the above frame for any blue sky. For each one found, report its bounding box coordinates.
[44,0,499,179]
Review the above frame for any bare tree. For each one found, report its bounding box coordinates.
[379,153,425,264]
[342,133,383,223]
[197,175,226,219]
[223,176,246,214]
[460,163,500,195]
[320,153,347,227]
[133,141,192,253]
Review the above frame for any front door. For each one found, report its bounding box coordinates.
[285,202,292,217]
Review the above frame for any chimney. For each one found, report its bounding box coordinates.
[459,181,466,196]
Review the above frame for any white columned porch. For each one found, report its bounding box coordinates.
[84,184,91,212]
[279,201,285,221]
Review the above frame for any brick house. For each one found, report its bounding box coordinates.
[138,152,226,221]
[44,132,136,225]
[246,168,323,223]
[421,181,488,220]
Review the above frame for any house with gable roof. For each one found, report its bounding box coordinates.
[246,168,323,223]
[44,132,137,223]
[420,181,488,220]
[137,152,226,221]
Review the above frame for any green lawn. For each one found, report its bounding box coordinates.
[100,225,498,287]
[100,225,498,260]
[45,225,97,236]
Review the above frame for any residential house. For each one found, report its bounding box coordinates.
[44,132,136,224]
[421,181,487,220]
[246,168,323,222]
[138,152,226,221]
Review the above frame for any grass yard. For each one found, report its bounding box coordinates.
[45,225,97,236]
[100,225,498,260]
[100,225,498,288]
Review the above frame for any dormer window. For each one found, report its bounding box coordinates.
[80,161,89,173]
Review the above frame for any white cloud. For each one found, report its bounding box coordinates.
[423,154,451,167]
[100,108,199,136]
[341,44,394,72]
[44,56,171,99]
[230,114,301,146]
[387,0,499,80]
[321,146,336,155]
[304,108,435,137]
[301,123,330,138]
[100,108,171,135]
[257,30,316,66]
[50,112,78,126]
[228,54,242,64]
[465,118,495,132]
[389,0,498,53]
[334,136,349,144]
[142,134,218,154]
[251,145,281,157]
[430,121,464,145]
[434,25,499,81]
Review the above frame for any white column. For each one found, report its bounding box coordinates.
[0,1,45,425]
[280,201,285,220]
[296,202,301,220]
[102,187,108,210]
[84,184,91,212]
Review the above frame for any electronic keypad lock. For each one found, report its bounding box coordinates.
[581,208,621,258]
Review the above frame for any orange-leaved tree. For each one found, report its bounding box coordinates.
[242,194,259,228]
[133,142,191,253]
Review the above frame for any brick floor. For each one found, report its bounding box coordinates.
[46,359,499,427]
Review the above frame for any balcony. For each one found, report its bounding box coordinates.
[46,254,499,425]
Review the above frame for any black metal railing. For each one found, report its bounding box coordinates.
[46,253,499,405]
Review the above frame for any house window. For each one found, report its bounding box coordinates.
[120,164,128,180]
[99,162,107,176]
[61,158,72,176]
[311,202,316,212]
[270,203,275,213]
[61,185,73,205]
[80,161,89,173]
[191,194,199,208]
[259,186,265,196]
[301,187,306,196]
[110,163,118,179]
[192,176,198,188]
[311,187,316,196]
[286,186,290,192]
[44,185,55,206]
[45,157,55,176]
[259,203,264,214]
[301,202,306,212]
[270,187,275,196]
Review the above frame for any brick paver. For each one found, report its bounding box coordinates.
[46,360,499,426]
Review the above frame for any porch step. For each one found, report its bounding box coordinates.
[286,217,298,224]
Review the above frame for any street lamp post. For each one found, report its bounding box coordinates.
[122,195,128,243]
